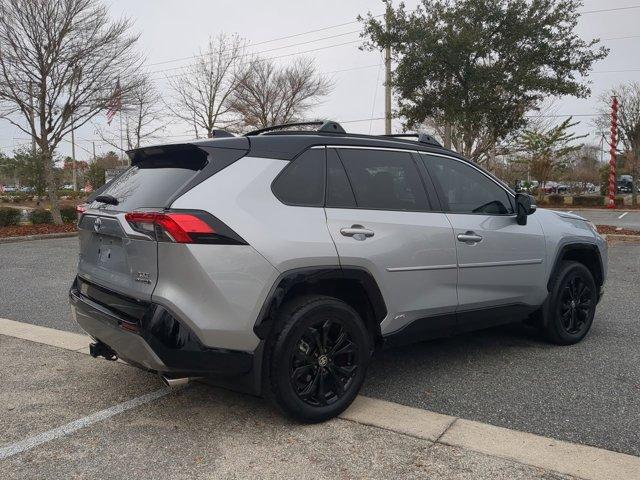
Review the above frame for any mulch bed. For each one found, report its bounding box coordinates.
[597,225,640,236]
[0,223,77,238]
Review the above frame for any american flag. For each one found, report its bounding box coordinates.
[105,79,122,125]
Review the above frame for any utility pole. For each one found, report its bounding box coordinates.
[384,1,392,135]
[443,123,452,150]
[70,117,77,191]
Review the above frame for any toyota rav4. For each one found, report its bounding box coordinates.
[70,121,607,423]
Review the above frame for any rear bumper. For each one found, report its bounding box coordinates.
[69,278,256,383]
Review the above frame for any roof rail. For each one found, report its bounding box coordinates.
[244,120,346,136]
[382,132,442,148]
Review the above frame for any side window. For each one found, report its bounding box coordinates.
[423,154,514,215]
[326,149,356,208]
[337,149,429,211]
[272,148,325,206]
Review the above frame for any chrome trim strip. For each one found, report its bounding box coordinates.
[324,145,418,154]
[386,264,457,272]
[459,259,543,269]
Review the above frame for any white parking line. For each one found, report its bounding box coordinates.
[0,388,171,461]
[619,211,629,219]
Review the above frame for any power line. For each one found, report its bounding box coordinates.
[146,17,381,69]
[146,30,362,76]
[581,5,640,14]
[157,39,364,82]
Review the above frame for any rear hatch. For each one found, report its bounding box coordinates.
[77,145,209,300]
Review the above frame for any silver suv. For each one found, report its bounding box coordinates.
[70,121,607,423]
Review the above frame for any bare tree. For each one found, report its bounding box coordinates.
[511,117,585,200]
[568,145,602,193]
[168,33,245,138]
[595,83,640,206]
[96,75,165,151]
[0,0,142,223]
[230,57,332,131]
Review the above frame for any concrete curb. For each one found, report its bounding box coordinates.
[0,231,78,244]
[1,317,639,480]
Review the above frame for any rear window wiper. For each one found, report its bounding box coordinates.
[94,194,119,206]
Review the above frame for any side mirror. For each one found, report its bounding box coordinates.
[515,193,537,226]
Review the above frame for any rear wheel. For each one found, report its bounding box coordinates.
[543,261,597,345]
[265,295,370,423]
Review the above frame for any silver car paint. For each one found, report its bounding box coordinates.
[446,212,548,310]
[325,207,458,335]
[77,212,159,301]
[74,151,608,360]
[535,208,606,282]
[152,242,278,352]
[172,156,340,272]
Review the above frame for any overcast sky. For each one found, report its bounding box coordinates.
[1,0,639,161]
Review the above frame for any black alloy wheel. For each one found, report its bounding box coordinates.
[543,261,597,345]
[290,319,358,407]
[266,295,371,423]
[557,274,594,335]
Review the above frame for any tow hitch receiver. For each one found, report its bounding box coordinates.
[89,341,118,361]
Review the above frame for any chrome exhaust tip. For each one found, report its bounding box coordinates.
[160,375,191,388]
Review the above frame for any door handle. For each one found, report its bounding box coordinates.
[457,231,483,244]
[340,225,374,240]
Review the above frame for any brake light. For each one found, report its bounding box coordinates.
[76,204,87,222]
[124,211,246,245]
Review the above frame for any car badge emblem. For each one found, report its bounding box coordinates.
[94,217,102,232]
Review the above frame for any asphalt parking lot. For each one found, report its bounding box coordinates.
[0,234,639,459]
[561,208,640,230]
[2,335,578,480]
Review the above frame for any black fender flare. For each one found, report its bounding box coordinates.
[546,242,604,292]
[253,265,387,340]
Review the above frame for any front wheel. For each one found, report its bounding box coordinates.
[265,295,371,423]
[543,261,597,345]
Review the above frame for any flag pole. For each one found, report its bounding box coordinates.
[119,108,124,167]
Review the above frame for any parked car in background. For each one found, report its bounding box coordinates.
[20,186,34,193]
[1,185,17,193]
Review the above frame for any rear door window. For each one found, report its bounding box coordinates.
[336,148,429,211]
[92,147,207,211]
[272,148,325,206]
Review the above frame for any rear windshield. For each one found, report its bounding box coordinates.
[91,148,207,211]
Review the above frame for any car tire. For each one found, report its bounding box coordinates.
[542,261,597,345]
[265,295,371,423]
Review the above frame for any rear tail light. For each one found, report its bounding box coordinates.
[76,204,87,224]
[124,210,247,245]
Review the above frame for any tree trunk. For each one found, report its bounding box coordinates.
[42,147,63,225]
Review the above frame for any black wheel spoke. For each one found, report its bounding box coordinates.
[288,314,361,408]
[556,272,596,335]
[299,370,321,399]
[317,370,327,405]
[309,327,324,355]
[291,364,314,381]
[328,330,347,356]
[326,366,346,398]
[333,340,356,357]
